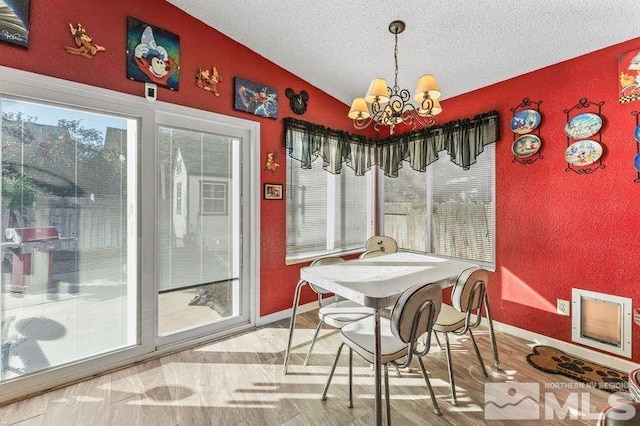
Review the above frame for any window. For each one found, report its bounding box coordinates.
[286,155,371,262]
[383,144,495,267]
[201,181,227,215]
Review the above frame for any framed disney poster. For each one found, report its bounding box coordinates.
[234,77,278,119]
[126,17,180,90]
[618,48,640,104]
[0,0,29,47]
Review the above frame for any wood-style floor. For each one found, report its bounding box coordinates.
[0,310,616,425]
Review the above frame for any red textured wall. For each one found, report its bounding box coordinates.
[436,37,640,362]
[3,1,640,361]
[0,0,369,318]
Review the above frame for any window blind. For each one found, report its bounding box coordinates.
[384,144,495,266]
[286,133,370,261]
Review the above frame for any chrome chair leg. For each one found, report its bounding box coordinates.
[322,343,344,400]
[348,348,353,408]
[443,333,457,406]
[283,279,306,375]
[484,295,501,371]
[370,362,402,377]
[303,320,324,366]
[433,330,443,350]
[417,357,442,416]
[384,364,391,426]
[468,329,488,377]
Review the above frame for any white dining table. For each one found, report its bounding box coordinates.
[283,251,493,426]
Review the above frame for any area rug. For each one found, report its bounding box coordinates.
[526,345,628,393]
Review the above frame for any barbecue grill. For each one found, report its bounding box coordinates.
[3,226,74,294]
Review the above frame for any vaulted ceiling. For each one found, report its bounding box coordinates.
[167,1,640,106]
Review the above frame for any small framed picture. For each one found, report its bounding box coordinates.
[264,183,283,200]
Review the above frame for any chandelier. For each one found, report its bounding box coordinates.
[347,20,442,135]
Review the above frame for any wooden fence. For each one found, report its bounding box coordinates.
[2,196,126,251]
[384,201,493,262]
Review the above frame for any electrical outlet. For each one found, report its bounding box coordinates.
[557,299,570,316]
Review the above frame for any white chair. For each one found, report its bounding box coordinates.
[322,282,443,422]
[284,256,372,373]
[365,235,398,255]
[433,266,500,406]
[598,401,640,425]
[359,249,388,259]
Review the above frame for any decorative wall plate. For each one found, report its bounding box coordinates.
[565,113,602,139]
[565,140,603,166]
[512,134,541,157]
[635,125,640,143]
[634,152,640,172]
[510,110,541,134]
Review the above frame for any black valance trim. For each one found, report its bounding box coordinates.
[284,111,500,177]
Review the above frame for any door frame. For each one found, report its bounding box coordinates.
[154,109,260,349]
[0,65,260,403]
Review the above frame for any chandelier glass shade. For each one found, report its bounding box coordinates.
[348,20,442,134]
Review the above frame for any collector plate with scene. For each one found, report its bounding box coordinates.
[634,152,640,172]
[564,140,603,166]
[510,109,541,134]
[512,134,541,158]
[635,125,640,143]
[565,113,602,140]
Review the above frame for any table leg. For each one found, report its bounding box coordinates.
[283,279,306,375]
[373,309,382,426]
[484,295,501,371]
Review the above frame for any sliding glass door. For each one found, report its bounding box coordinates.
[0,97,138,381]
[156,115,250,343]
[0,68,258,403]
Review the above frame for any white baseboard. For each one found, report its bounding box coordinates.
[482,317,640,373]
[256,300,318,327]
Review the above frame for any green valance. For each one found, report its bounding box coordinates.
[284,110,499,177]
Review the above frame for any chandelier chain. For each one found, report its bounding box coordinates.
[393,31,399,91]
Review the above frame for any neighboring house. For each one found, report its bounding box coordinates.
[172,141,232,253]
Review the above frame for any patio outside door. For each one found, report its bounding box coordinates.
[0,97,139,383]
[156,117,250,343]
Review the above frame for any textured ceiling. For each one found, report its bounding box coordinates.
[166,0,640,106]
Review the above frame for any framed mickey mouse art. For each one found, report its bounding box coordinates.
[127,17,180,91]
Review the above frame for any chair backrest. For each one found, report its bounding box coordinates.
[390,283,442,346]
[365,236,398,254]
[308,256,345,295]
[598,402,640,425]
[450,267,489,314]
[359,249,388,259]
